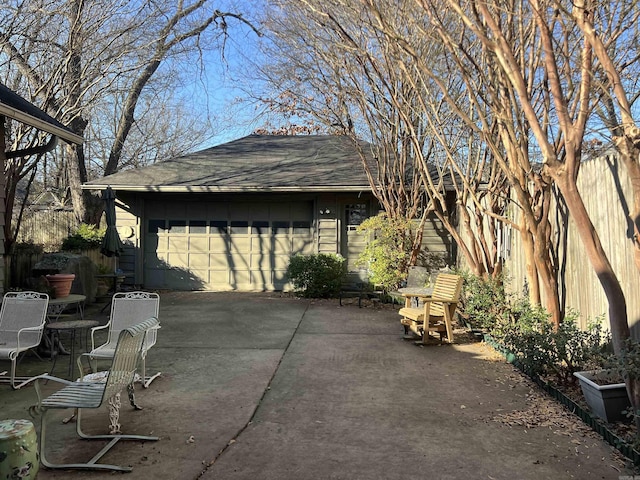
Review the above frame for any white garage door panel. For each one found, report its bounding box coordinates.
[167,251,188,266]
[144,201,314,290]
[169,236,187,251]
[189,237,208,252]
[250,254,289,270]
[189,253,209,267]
[292,238,314,254]
[209,237,227,251]
[229,237,250,253]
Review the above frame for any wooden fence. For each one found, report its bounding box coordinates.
[459,151,640,335]
[16,208,79,251]
[8,248,113,289]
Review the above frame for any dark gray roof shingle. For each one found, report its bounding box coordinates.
[84,134,375,192]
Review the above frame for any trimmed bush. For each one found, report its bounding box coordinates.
[287,254,347,298]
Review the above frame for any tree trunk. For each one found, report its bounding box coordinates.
[553,171,640,419]
[519,223,540,306]
[615,136,640,273]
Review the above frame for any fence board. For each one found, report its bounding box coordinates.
[16,209,79,251]
[500,153,640,335]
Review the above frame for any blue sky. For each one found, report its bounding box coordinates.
[184,1,267,148]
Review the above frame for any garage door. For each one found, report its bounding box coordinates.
[144,200,314,291]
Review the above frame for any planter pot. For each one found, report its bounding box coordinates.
[45,273,75,299]
[574,370,630,423]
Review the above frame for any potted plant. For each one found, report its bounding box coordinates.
[44,273,75,299]
[95,264,112,296]
[573,370,630,423]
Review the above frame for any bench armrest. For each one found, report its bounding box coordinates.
[422,297,457,304]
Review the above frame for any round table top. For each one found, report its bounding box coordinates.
[398,287,434,296]
[48,294,86,305]
[46,319,100,330]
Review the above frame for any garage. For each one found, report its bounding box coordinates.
[143,199,314,291]
[83,135,454,291]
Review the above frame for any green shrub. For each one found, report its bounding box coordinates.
[61,223,105,251]
[459,271,509,330]
[11,241,44,255]
[355,213,413,291]
[287,254,346,298]
[461,271,610,385]
[497,304,609,385]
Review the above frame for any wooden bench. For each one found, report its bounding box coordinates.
[399,273,463,344]
[19,317,159,472]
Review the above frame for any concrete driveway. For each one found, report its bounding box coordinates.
[0,292,634,479]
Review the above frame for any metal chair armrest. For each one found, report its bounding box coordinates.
[90,323,110,350]
[16,323,45,351]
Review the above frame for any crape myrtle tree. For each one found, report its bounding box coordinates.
[0,0,259,232]
[260,0,508,277]
[567,0,640,272]
[401,0,640,421]
[362,1,563,322]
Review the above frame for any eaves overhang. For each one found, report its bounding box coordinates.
[0,97,83,145]
[81,184,375,193]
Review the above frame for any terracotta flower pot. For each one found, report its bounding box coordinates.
[45,273,75,298]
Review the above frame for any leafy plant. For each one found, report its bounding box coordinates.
[355,213,413,291]
[61,223,105,251]
[459,271,509,330]
[11,241,44,255]
[286,253,347,298]
[462,271,610,385]
[498,305,610,385]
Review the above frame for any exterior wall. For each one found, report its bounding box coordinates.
[0,134,5,293]
[113,193,141,286]
[115,190,452,292]
[317,194,339,255]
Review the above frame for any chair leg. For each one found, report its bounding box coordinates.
[0,356,31,390]
[37,406,159,472]
[443,310,454,344]
[140,356,161,388]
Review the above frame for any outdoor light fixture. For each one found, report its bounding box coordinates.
[319,208,331,214]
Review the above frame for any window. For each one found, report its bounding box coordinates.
[189,220,207,234]
[272,221,290,235]
[168,220,186,233]
[252,221,269,235]
[148,219,166,234]
[345,204,367,226]
[210,220,227,234]
[230,221,248,234]
[293,221,311,234]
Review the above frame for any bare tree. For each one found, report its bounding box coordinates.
[0,0,260,225]
[567,0,640,271]
[405,0,640,419]
[260,0,507,276]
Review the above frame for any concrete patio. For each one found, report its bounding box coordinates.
[0,291,635,479]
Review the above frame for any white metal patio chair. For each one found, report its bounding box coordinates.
[19,318,159,472]
[0,291,49,389]
[88,291,160,387]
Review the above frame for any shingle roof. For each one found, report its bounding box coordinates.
[83,134,376,192]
